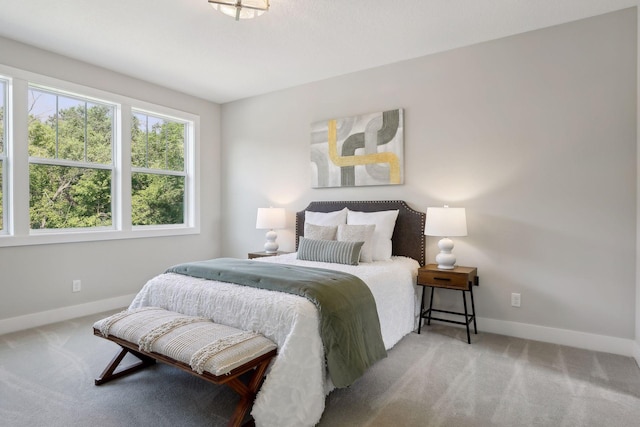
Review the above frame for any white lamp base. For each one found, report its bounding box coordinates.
[264,229,279,253]
[435,237,456,269]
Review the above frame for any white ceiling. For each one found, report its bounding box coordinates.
[0,0,637,104]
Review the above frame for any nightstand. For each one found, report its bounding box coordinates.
[248,251,289,259]
[417,263,479,344]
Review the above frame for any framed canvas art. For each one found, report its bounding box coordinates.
[310,109,404,188]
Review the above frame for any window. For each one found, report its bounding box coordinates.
[28,86,115,230]
[0,66,199,247]
[131,111,186,226]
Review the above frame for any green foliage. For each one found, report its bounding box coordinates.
[29,165,112,229]
[26,92,186,229]
[131,113,184,171]
[132,173,184,226]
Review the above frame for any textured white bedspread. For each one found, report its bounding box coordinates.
[129,254,419,427]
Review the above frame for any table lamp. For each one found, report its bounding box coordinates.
[424,205,467,270]
[256,207,286,253]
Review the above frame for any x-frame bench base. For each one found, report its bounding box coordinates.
[93,329,277,427]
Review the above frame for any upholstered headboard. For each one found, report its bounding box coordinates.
[295,200,426,266]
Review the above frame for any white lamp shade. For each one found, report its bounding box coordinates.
[256,207,286,230]
[425,206,467,269]
[209,0,269,20]
[424,207,467,237]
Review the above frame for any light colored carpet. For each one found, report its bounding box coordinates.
[1,310,639,427]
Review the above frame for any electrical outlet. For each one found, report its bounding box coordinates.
[511,292,521,307]
[72,280,81,293]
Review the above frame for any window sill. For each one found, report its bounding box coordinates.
[0,225,200,247]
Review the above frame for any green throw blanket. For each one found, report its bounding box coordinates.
[166,258,387,388]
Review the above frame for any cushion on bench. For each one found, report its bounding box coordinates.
[94,307,277,376]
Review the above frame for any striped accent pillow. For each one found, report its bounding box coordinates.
[297,237,364,266]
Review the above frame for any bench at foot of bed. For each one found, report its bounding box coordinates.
[93,307,277,427]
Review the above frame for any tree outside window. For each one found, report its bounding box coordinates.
[28,87,114,229]
[131,111,186,226]
[0,75,197,246]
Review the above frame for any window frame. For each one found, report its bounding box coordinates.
[0,65,200,247]
[130,108,190,229]
[27,84,118,233]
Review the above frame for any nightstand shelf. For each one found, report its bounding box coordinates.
[417,264,479,344]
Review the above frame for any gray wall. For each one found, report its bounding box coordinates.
[0,37,222,321]
[221,10,637,341]
[0,9,636,356]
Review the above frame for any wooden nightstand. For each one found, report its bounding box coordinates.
[248,251,289,259]
[417,264,479,344]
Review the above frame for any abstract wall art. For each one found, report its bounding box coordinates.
[310,109,404,188]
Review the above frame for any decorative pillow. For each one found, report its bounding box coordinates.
[337,224,375,263]
[305,207,348,226]
[347,209,399,261]
[304,222,338,240]
[297,236,364,266]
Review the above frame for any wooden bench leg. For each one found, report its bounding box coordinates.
[94,328,275,427]
[224,357,272,427]
[95,346,156,386]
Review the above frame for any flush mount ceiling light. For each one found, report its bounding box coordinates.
[208,0,270,21]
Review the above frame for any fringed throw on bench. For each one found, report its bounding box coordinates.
[93,307,277,427]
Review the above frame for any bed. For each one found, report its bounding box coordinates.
[128,200,425,427]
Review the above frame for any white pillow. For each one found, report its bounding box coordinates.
[304,222,338,240]
[305,207,348,226]
[347,209,399,261]
[337,224,375,262]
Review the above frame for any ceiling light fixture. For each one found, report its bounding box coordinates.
[208,0,270,21]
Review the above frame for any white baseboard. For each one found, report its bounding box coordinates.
[0,294,137,336]
[2,300,638,362]
[478,316,636,358]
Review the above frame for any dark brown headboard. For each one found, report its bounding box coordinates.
[295,200,425,266]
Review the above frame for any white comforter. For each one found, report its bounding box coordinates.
[129,253,420,427]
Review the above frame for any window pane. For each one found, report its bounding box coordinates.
[86,102,113,163]
[131,112,184,171]
[147,116,166,169]
[57,96,85,162]
[131,112,147,168]
[29,164,112,229]
[28,89,57,158]
[28,88,113,164]
[132,173,184,226]
[165,121,185,171]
